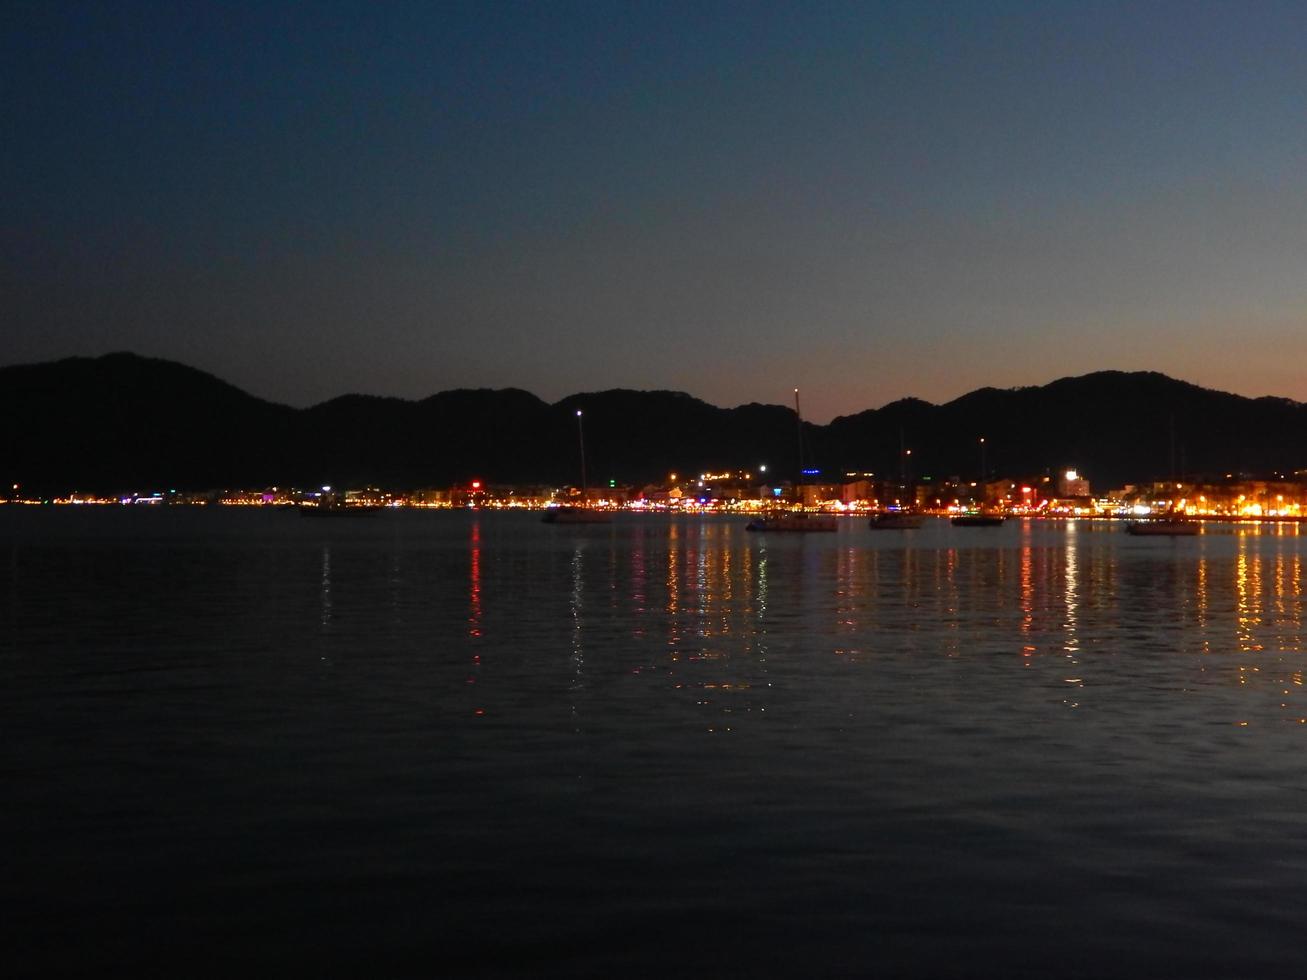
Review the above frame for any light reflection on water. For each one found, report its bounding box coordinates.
[4,509,1307,978]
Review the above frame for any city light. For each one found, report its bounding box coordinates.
[11,465,1307,520]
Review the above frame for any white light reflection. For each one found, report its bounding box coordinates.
[1236,534,1263,654]
[319,544,332,633]
[570,543,586,732]
[1061,521,1081,707]
[1063,520,1079,656]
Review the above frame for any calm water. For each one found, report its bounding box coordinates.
[4,508,1307,977]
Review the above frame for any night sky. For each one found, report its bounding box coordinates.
[5,1,1307,422]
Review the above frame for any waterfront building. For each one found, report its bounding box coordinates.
[1058,469,1091,497]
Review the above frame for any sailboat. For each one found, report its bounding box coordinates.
[1125,423,1197,535]
[745,388,837,532]
[1125,503,1198,536]
[870,429,924,529]
[1125,518,1198,536]
[542,408,612,524]
[951,435,1002,525]
[951,512,1005,527]
[870,510,924,529]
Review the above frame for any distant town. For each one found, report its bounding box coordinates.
[9,466,1307,521]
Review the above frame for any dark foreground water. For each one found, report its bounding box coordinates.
[4,508,1307,978]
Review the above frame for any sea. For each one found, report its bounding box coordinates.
[4,507,1307,978]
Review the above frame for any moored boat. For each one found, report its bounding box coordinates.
[543,407,612,525]
[869,511,924,530]
[1125,518,1198,536]
[299,507,383,517]
[746,510,837,532]
[299,498,384,516]
[542,505,611,525]
[951,513,1004,527]
[744,386,837,533]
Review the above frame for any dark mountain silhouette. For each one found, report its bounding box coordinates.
[2,353,1305,494]
[824,370,1307,490]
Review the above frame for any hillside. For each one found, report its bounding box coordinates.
[2,354,1305,492]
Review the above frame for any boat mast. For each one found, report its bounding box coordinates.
[899,426,906,486]
[1169,413,1177,483]
[575,409,588,501]
[793,387,804,502]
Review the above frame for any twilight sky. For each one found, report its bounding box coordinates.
[5,1,1307,421]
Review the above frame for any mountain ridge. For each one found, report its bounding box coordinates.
[2,353,1305,493]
